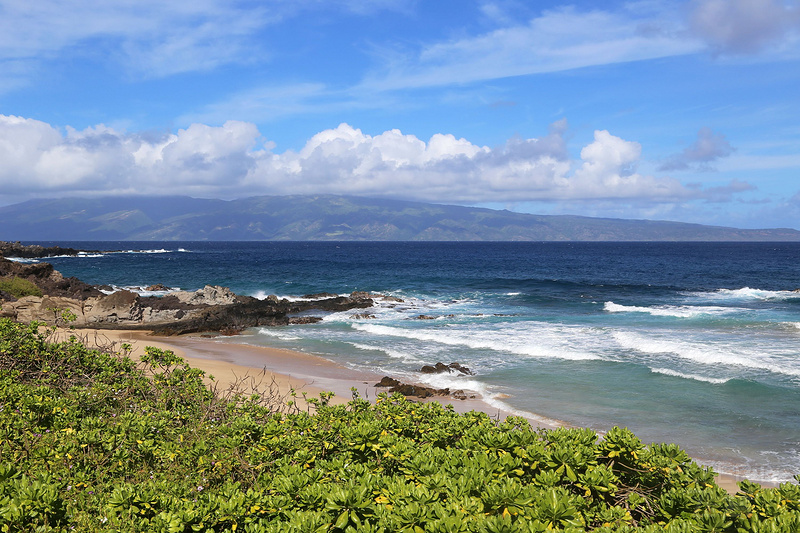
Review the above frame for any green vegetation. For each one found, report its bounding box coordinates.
[1,317,798,532]
[0,276,43,298]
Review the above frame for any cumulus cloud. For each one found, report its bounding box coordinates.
[0,114,750,206]
[689,0,800,54]
[659,127,735,171]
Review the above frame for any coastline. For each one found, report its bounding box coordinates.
[70,326,748,494]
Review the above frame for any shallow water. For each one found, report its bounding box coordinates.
[33,241,800,483]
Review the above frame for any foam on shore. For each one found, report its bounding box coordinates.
[69,327,752,493]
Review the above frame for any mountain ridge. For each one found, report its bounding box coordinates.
[0,194,798,241]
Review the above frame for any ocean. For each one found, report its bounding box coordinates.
[22,241,800,484]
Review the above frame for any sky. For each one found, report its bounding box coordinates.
[1,0,799,229]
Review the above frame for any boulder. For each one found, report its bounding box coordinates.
[145,283,171,291]
[83,290,143,324]
[374,375,452,399]
[389,384,450,399]
[351,313,376,319]
[303,292,339,299]
[171,285,239,306]
[288,316,323,325]
[420,362,474,375]
[375,376,401,387]
[1,295,86,324]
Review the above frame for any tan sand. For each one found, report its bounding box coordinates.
[65,327,750,493]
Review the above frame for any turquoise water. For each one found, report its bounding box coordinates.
[30,241,800,483]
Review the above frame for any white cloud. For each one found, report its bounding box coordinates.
[659,127,735,171]
[365,6,704,90]
[0,114,751,207]
[689,0,800,54]
[0,0,405,81]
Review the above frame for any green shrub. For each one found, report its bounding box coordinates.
[0,276,43,298]
[0,317,798,532]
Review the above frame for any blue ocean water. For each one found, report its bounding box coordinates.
[27,241,800,483]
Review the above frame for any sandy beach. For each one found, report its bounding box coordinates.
[65,326,747,493]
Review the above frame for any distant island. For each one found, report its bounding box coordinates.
[0,194,798,241]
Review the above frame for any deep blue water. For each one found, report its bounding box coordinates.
[24,241,800,483]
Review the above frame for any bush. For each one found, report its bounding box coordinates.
[0,317,798,532]
[0,276,43,298]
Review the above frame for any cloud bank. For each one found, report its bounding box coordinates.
[0,115,750,206]
[659,127,735,171]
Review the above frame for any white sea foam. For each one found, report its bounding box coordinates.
[689,287,800,301]
[98,285,179,297]
[351,323,602,361]
[127,248,171,254]
[256,327,302,341]
[5,257,40,263]
[250,290,349,302]
[604,301,740,318]
[613,331,800,378]
[349,342,424,363]
[649,367,729,385]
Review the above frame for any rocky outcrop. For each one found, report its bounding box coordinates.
[303,292,339,299]
[0,257,102,301]
[1,255,376,334]
[145,283,171,291]
[420,362,474,375]
[171,285,240,306]
[374,375,456,399]
[350,291,404,303]
[0,241,86,259]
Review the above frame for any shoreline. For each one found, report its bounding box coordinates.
[74,326,751,494]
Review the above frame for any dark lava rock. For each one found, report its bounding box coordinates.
[139,295,196,311]
[149,293,370,335]
[146,283,171,291]
[420,362,474,376]
[375,376,401,387]
[0,290,17,302]
[0,241,85,259]
[351,313,376,319]
[288,316,323,324]
[0,257,102,300]
[303,292,339,299]
[374,376,451,398]
[413,315,436,320]
[389,384,450,399]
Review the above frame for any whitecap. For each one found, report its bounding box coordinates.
[688,287,800,302]
[349,342,423,363]
[604,301,741,318]
[256,327,302,341]
[351,323,602,361]
[613,331,800,378]
[649,367,729,385]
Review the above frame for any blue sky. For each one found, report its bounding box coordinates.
[1,0,799,229]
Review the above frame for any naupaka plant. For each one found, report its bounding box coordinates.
[0,317,799,532]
